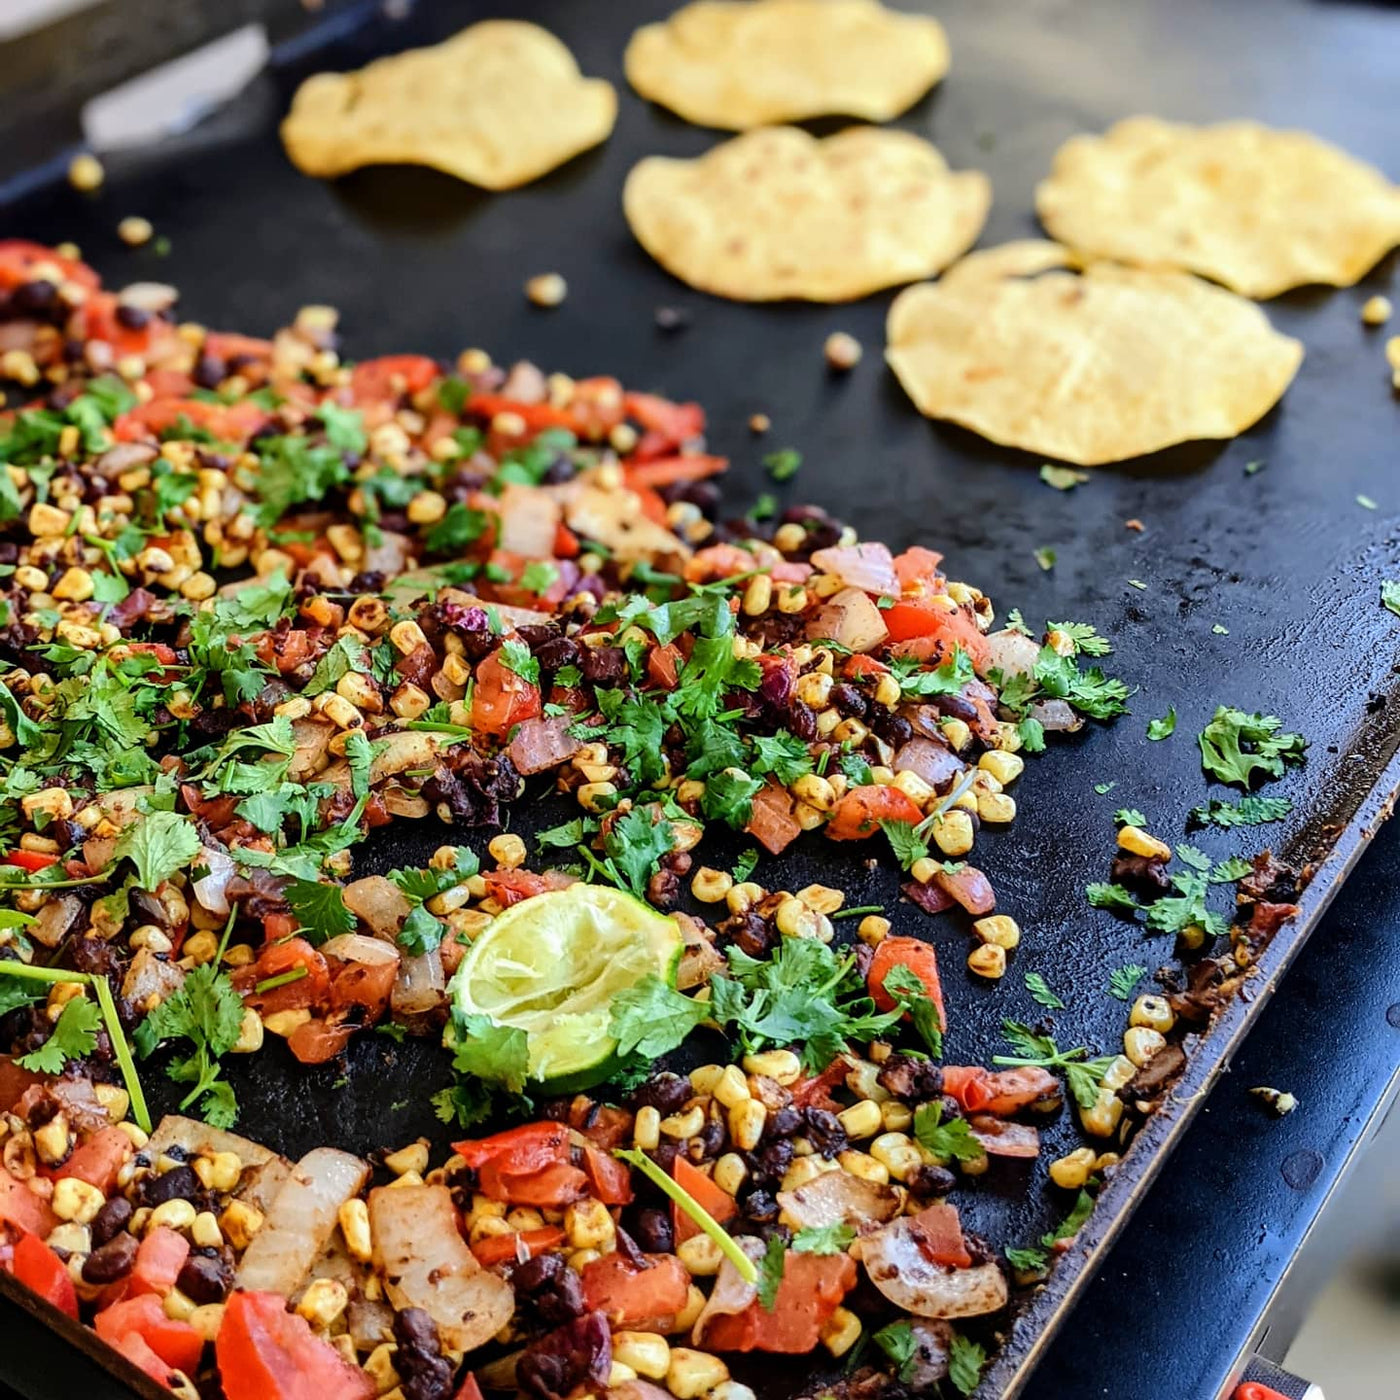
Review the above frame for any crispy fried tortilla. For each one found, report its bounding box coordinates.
[280,20,616,190]
[624,126,990,303]
[885,241,1304,465]
[1036,117,1400,299]
[624,0,950,129]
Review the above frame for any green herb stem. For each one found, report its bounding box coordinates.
[254,966,308,995]
[832,905,884,921]
[0,962,90,986]
[92,974,151,1133]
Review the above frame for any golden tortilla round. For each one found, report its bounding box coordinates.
[1036,117,1400,299]
[623,126,991,303]
[280,21,617,191]
[624,0,949,129]
[885,241,1305,466]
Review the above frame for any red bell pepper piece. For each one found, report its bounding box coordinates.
[702,1252,856,1353]
[216,1290,373,1400]
[582,1144,633,1206]
[112,1332,179,1388]
[3,850,59,873]
[0,1171,58,1237]
[96,1294,203,1374]
[671,1156,736,1245]
[580,1251,690,1327]
[8,1232,77,1318]
[350,354,439,403]
[454,1376,485,1400]
[469,1225,565,1268]
[867,936,946,1031]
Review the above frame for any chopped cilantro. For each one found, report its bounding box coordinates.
[764,448,802,481]
[601,807,674,897]
[731,848,760,884]
[1383,581,1400,618]
[426,502,488,553]
[913,1102,982,1162]
[792,1222,856,1255]
[520,561,559,595]
[873,1320,918,1382]
[114,809,201,892]
[133,964,243,1128]
[756,1235,786,1311]
[1039,465,1088,491]
[1033,546,1056,571]
[283,880,355,945]
[1086,882,1141,915]
[1023,971,1064,1009]
[17,996,102,1074]
[700,768,763,829]
[996,1021,1115,1109]
[1107,963,1149,1001]
[499,638,541,686]
[1146,707,1176,741]
[609,975,707,1061]
[1042,1188,1095,1246]
[1198,706,1307,788]
[1005,1244,1049,1272]
[750,731,814,785]
[1189,795,1292,829]
[948,1334,987,1396]
[1113,807,1147,827]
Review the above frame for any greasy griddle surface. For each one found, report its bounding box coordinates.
[2,1,1399,1396]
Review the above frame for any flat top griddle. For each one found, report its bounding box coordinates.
[1,1,1398,1397]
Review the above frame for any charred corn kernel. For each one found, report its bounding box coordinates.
[880,1101,913,1133]
[820,1307,861,1358]
[741,575,773,616]
[667,1349,729,1398]
[977,792,1017,824]
[632,1105,662,1152]
[781,1156,838,1192]
[872,671,902,709]
[713,1153,748,1198]
[909,856,939,885]
[565,1197,615,1251]
[1116,825,1171,860]
[34,1116,71,1165]
[979,750,1025,785]
[30,502,71,537]
[891,770,934,806]
[742,1049,801,1085]
[386,1170,424,1189]
[676,1234,723,1277]
[690,1064,725,1095]
[92,1083,129,1120]
[364,1343,400,1394]
[182,930,218,967]
[1361,295,1392,326]
[931,809,975,857]
[870,1132,921,1182]
[505,1208,545,1235]
[470,1216,513,1245]
[162,1287,197,1323]
[188,1303,225,1344]
[672,1285,706,1335]
[577,781,617,813]
[728,1099,767,1152]
[486,833,528,872]
[613,1332,670,1380]
[1123,1026,1167,1067]
[844,1059,885,1103]
[777,585,809,614]
[791,773,836,813]
[219,1200,264,1250]
[837,1150,889,1185]
[837,1100,882,1140]
[52,1177,104,1224]
[129,1208,151,1236]
[297,1278,349,1329]
[389,619,429,655]
[262,1008,312,1038]
[338,1198,372,1262]
[857,914,890,947]
[967,944,1007,979]
[149,1198,197,1233]
[774,896,821,940]
[794,671,833,708]
[1049,1147,1097,1190]
[1080,1089,1124,1138]
[199,1151,242,1195]
[1101,1055,1137,1093]
[773,523,807,553]
[972,915,1021,949]
[190,1211,222,1249]
[727,881,766,917]
[384,1140,429,1177]
[793,799,826,831]
[661,1106,705,1140]
[712,1065,750,1109]
[689,867,732,904]
[116,1121,148,1150]
[797,884,843,917]
[1129,995,1174,1033]
[832,717,868,746]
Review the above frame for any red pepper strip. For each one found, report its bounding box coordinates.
[3,851,58,872]
[7,1232,77,1318]
[469,1225,565,1268]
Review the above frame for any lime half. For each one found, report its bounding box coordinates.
[448,884,682,1091]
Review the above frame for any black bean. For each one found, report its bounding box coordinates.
[114,305,150,330]
[631,1207,673,1254]
[176,1251,232,1304]
[533,635,581,673]
[12,280,58,315]
[829,683,868,719]
[645,868,681,910]
[137,1164,203,1208]
[787,699,818,742]
[81,1233,139,1284]
[753,1139,793,1184]
[870,710,913,748]
[629,1073,690,1117]
[765,1106,803,1140]
[90,1195,134,1247]
[803,1108,848,1158]
[877,1054,944,1102]
[517,1312,611,1400]
[192,353,226,389]
[741,1188,779,1224]
[730,910,775,960]
[580,646,626,685]
[907,1164,957,1198]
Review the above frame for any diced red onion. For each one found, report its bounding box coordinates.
[806,587,890,653]
[982,629,1041,679]
[810,542,900,597]
[776,1169,901,1231]
[508,715,581,775]
[933,864,995,915]
[1028,698,1082,732]
[894,737,965,791]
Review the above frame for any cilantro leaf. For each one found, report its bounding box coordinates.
[1107,964,1148,1001]
[792,1222,856,1255]
[764,448,802,481]
[880,819,929,872]
[1040,465,1087,491]
[304,635,368,697]
[1005,1244,1049,1272]
[609,975,707,1060]
[894,647,974,699]
[134,964,243,1126]
[499,639,540,687]
[750,731,814,785]
[115,809,202,891]
[536,817,590,850]
[872,1320,918,1382]
[1042,1188,1095,1246]
[913,1102,982,1162]
[995,1022,1115,1109]
[1113,807,1147,827]
[1017,716,1046,754]
[317,401,366,454]
[756,1236,786,1312]
[948,1334,987,1396]
[1033,647,1131,720]
[601,807,674,898]
[1023,971,1065,1009]
[426,502,488,553]
[1189,795,1292,829]
[283,880,355,945]
[1198,706,1307,788]
[1033,546,1056,572]
[1383,580,1400,618]
[448,1011,529,1095]
[398,903,445,955]
[1146,707,1176,741]
[731,848,760,885]
[520,561,559,595]
[1047,621,1113,657]
[1210,856,1253,884]
[17,996,102,1074]
[880,965,943,1057]
[1086,883,1141,915]
[700,768,763,829]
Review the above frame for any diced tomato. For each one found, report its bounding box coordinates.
[633,485,670,526]
[203,331,274,365]
[350,355,439,404]
[842,654,890,681]
[909,1201,973,1269]
[8,1233,77,1318]
[580,1251,690,1327]
[581,1145,633,1206]
[553,523,580,558]
[77,293,178,361]
[129,1227,188,1298]
[647,643,681,690]
[142,368,195,399]
[941,1067,995,1114]
[671,1156,736,1245]
[824,785,924,841]
[236,939,330,1015]
[789,1057,849,1112]
[464,394,576,435]
[113,395,267,445]
[328,960,397,1014]
[216,1290,373,1400]
[454,1377,485,1400]
[262,912,298,942]
[867,937,946,1031]
[481,869,552,908]
[286,1018,354,1065]
[745,782,802,856]
[96,1294,203,1373]
[112,1332,179,1388]
[0,1170,58,1237]
[0,240,100,292]
[52,1126,133,1196]
[703,1253,856,1353]
[566,377,627,439]
[3,850,58,872]
[455,1122,570,1173]
[623,392,706,459]
[886,609,991,672]
[481,1159,588,1209]
[683,543,760,585]
[982,1065,1062,1117]
[471,649,542,739]
[892,546,946,591]
[469,1225,564,1268]
[623,454,727,490]
[575,1104,633,1151]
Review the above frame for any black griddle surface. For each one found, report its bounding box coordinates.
[1,0,1398,1396]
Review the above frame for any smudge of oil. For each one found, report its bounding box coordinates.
[1280,1148,1324,1191]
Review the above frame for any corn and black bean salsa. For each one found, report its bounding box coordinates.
[0,239,1162,1400]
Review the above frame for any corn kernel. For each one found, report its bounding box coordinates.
[667,1349,730,1399]
[857,914,890,946]
[1123,1026,1167,1067]
[191,1212,223,1249]
[1116,825,1172,860]
[1129,995,1174,1033]
[1080,1089,1124,1139]
[741,1049,801,1085]
[979,750,1025,785]
[613,1332,670,1380]
[836,1150,889,1185]
[676,1234,723,1276]
[820,1306,861,1357]
[689,867,732,904]
[52,1177,104,1224]
[977,792,1017,824]
[1049,1147,1097,1190]
[297,1278,349,1330]
[689,1064,725,1095]
[836,1099,882,1140]
[880,1100,913,1132]
[188,1304,225,1344]
[972,915,1021,949]
[219,1200,264,1250]
[565,1197,616,1251]
[149,1198,197,1233]
[633,1105,661,1151]
[487,833,527,869]
[672,1285,706,1334]
[713,1065,751,1109]
[713,1153,748,1198]
[967,944,1007,979]
[931,809,975,857]
[661,1106,705,1140]
[384,1139,429,1177]
[728,1099,767,1152]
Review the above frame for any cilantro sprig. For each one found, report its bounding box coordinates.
[994,1021,1115,1109]
[134,964,244,1128]
[1198,706,1307,788]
